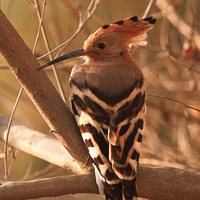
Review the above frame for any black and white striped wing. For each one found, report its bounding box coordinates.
[108,87,145,180]
[70,83,122,198]
[108,86,145,200]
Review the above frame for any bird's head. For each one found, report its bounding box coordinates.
[83,16,156,60]
[38,16,156,70]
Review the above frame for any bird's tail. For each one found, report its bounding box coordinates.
[95,166,138,200]
[94,165,122,200]
[122,178,137,200]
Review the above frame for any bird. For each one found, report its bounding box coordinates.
[39,16,156,200]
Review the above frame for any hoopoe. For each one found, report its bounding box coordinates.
[39,16,156,200]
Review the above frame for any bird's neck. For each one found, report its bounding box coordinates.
[85,49,135,64]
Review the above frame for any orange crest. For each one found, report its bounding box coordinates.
[84,16,156,49]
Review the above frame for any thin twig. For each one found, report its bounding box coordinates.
[147,93,200,112]
[0,65,8,69]
[8,150,19,176]
[54,0,101,58]
[35,0,67,103]
[21,159,34,180]
[0,147,12,159]
[157,51,200,74]
[37,0,101,60]
[4,87,23,180]
[21,164,55,181]
[143,0,156,18]
[32,0,46,52]
[62,0,104,26]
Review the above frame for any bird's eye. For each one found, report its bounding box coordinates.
[98,43,106,49]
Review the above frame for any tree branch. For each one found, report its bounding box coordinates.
[0,167,199,200]
[0,174,98,200]
[0,115,83,174]
[0,9,92,173]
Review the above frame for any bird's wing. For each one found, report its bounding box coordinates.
[108,86,145,180]
[70,83,124,199]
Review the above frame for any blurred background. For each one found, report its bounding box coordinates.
[0,0,200,199]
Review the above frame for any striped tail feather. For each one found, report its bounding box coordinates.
[122,178,137,200]
[104,182,122,200]
[94,166,122,200]
[103,179,137,200]
[96,172,138,200]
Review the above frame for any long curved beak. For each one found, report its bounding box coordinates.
[38,48,87,70]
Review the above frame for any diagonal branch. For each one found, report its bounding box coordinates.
[0,9,92,173]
